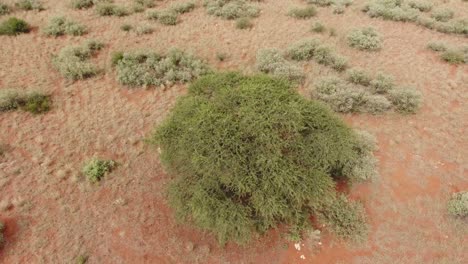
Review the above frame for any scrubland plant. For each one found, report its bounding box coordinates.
[426,41,447,52]
[346,68,372,86]
[82,157,116,183]
[387,87,422,113]
[0,89,51,114]
[171,1,196,14]
[370,73,394,94]
[96,3,129,16]
[0,221,5,247]
[0,3,10,16]
[43,16,87,36]
[158,10,178,25]
[52,40,104,80]
[288,6,316,19]
[447,192,468,218]
[204,0,260,20]
[311,21,325,33]
[431,8,454,22]
[407,0,432,12]
[149,72,372,244]
[286,39,348,71]
[236,17,253,29]
[0,17,30,35]
[347,27,382,51]
[440,49,465,64]
[15,0,44,11]
[114,49,210,87]
[256,49,305,82]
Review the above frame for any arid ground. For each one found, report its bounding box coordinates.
[0,0,467,263]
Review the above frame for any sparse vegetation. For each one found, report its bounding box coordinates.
[0,3,10,16]
[76,254,89,264]
[447,192,468,218]
[431,8,454,22]
[407,0,432,12]
[0,89,51,114]
[0,17,30,36]
[286,39,348,71]
[0,221,5,247]
[311,21,325,33]
[236,17,253,29]
[426,41,447,52]
[388,87,422,114]
[204,0,260,20]
[288,6,316,19]
[96,3,129,17]
[347,68,372,86]
[120,24,132,31]
[52,40,104,80]
[347,27,382,51]
[15,0,44,11]
[171,1,196,14]
[440,49,465,64]
[43,16,87,37]
[115,49,211,87]
[82,157,116,183]
[70,0,95,9]
[158,10,178,25]
[135,25,153,35]
[256,49,304,82]
[370,73,394,94]
[150,72,372,244]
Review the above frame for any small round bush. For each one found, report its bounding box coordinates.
[347,27,382,51]
[0,17,30,36]
[158,11,178,25]
[256,49,305,82]
[0,3,11,16]
[236,17,253,29]
[388,87,422,114]
[171,1,196,14]
[21,92,51,114]
[431,8,454,22]
[347,68,372,86]
[286,38,320,61]
[441,49,465,64]
[150,72,370,244]
[427,41,447,52]
[447,191,468,218]
[288,6,316,19]
[407,0,432,12]
[204,0,260,20]
[71,0,94,9]
[15,0,44,11]
[370,73,394,94]
[82,157,116,183]
[311,22,325,33]
[120,24,132,31]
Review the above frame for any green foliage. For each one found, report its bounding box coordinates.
[288,6,316,19]
[0,221,5,247]
[134,0,155,9]
[236,17,253,29]
[82,157,116,183]
[370,73,394,94]
[70,0,93,9]
[204,0,260,20]
[0,3,11,16]
[286,39,348,71]
[120,24,132,31]
[447,192,468,218]
[342,130,379,182]
[115,49,210,88]
[0,17,30,36]
[431,8,454,22]
[96,3,129,17]
[256,49,304,82]
[441,49,465,64]
[0,89,51,114]
[15,0,44,11]
[286,38,320,61]
[158,10,178,25]
[311,22,325,33]
[150,72,371,244]
[76,255,89,264]
[111,51,124,66]
[363,0,419,22]
[171,1,196,14]
[426,41,447,52]
[347,27,382,51]
[216,52,228,61]
[135,25,153,35]
[52,40,104,80]
[407,0,432,12]
[388,87,422,114]
[315,194,368,241]
[43,16,87,37]
[0,89,20,111]
[347,68,372,86]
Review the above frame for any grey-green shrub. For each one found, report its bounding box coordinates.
[134,0,155,8]
[363,0,420,22]
[236,17,253,29]
[158,10,178,25]
[311,22,325,33]
[0,17,30,36]
[135,25,153,35]
[286,38,320,61]
[96,3,129,16]
[204,0,260,20]
[146,10,159,20]
[313,45,348,71]
[370,73,394,94]
[52,40,104,80]
[256,49,304,82]
[15,0,44,11]
[0,3,10,16]
[171,1,196,14]
[347,27,382,51]
[0,89,21,111]
[82,157,116,183]
[427,41,447,52]
[288,6,316,19]
[431,8,454,22]
[347,68,372,86]
[447,191,468,218]
[407,0,432,12]
[0,89,51,114]
[43,16,87,36]
[70,0,94,9]
[120,24,132,31]
[115,49,210,87]
[441,49,465,64]
[388,87,422,114]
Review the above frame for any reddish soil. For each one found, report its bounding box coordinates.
[0,0,467,263]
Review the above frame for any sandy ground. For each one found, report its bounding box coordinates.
[0,0,467,263]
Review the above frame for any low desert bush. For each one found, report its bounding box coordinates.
[111,51,124,66]
[135,25,153,35]
[236,17,252,29]
[426,41,447,52]
[52,40,104,80]
[0,3,10,16]
[311,22,325,33]
[286,38,320,61]
[286,39,347,71]
[288,6,316,19]
[388,87,422,114]
[0,17,30,36]
[171,1,196,14]
[0,89,51,114]
[43,16,87,36]
[120,24,132,31]
[158,10,178,25]
[440,49,465,64]
[115,49,210,87]
[370,73,394,94]
[315,194,368,241]
[407,0,432,12]
[146,10,159,20]
[134,0,155,9]
[256,49,304,82]
[431,8,454,22]
[96,3,129,17]
[216,52,227,61]
[363,0,419,22]
[15,0,44,11]
[204,0,260,20]
[70,0,103,9]
[0,221,5,247]
[82,157,116,183]
[347,68,372,86]
[347,27,382,51]
[447,191,468,218]
[150,72,371,244]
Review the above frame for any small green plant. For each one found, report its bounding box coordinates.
[313,45,348,71]
[311,22,325,33]
[120,24,132,31]
[440,49,465,64]
[329,27,337,36]
[216,52,227,62]
[407,0,432,12]
[426,41,447,52]
[0,89,51,114]
[288,6,317,19]
[370,73,394,94]
[43,16,87,37]
[135,25,153,35]
[82,157,116,183]
[111,51,124,66]
[204,0,260,20]
[76,254,89,264]
[431,8,454,22]
[236,17,253,29]
[134,0,155,8]
[0,17,30,36]
[0,3,11,16]
[146,10,159,20]
[52,40,104,80]
[96,3,129,17]
[347,27,382,51]
[171,1,196,14]
[158,10,178,25]
[388,87,422,114]
[347,68,372,86]
[70,0,94,9]
[286,38,320,61]
[447,191,468,218]
[256,49,304,82]
[15,0,44,11]
[363,0,419,22]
